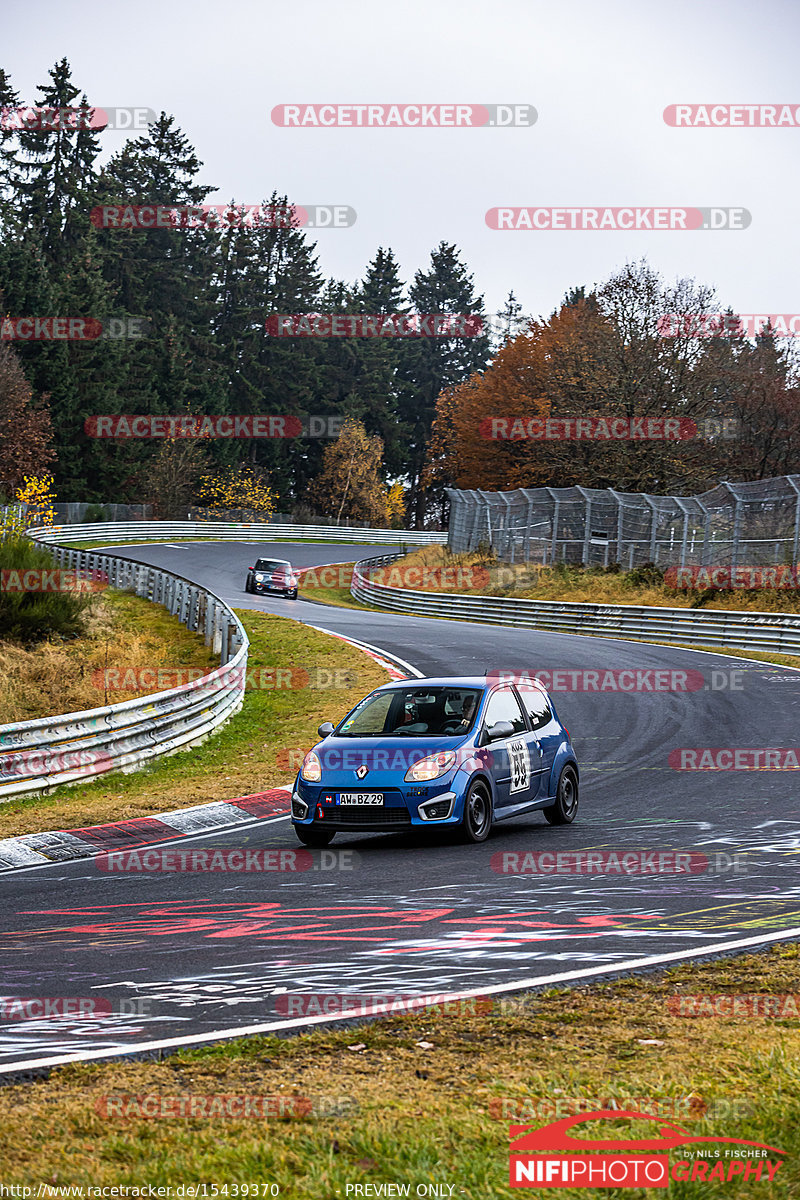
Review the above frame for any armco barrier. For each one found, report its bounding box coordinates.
[29,521,445,547]
[351,554,800,656]
[0,542,248,801]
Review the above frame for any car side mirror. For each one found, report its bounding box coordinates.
[317,721,335,738]
[486,719,514,742]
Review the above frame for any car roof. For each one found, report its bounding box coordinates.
[374,675,548,692]
[255,557,291,565]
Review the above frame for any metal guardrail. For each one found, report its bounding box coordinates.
[351,555,800,657]
[0,542,249,800]
[29,521,445,547]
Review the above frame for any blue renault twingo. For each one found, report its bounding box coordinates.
[291,675,579,846]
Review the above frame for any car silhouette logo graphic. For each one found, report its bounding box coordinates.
[356,764,369,779]
[508,1110,786,1189]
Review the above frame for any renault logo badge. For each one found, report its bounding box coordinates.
[356,764,369,780]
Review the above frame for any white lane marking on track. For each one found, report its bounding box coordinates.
[3,924,800,1074]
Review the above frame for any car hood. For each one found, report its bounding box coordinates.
[309,734,479,786]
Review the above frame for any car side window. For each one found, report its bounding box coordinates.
[483,687,526,735]
[520,687,552,731]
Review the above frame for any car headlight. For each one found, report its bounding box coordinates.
[405,751,456,783]
[255,573,264,581]
[301,751,322,782]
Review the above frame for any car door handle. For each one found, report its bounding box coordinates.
[532,739,543,755]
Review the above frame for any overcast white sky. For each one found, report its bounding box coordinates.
[4,0,799,320]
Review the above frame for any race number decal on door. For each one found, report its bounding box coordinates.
[508,737,530,794]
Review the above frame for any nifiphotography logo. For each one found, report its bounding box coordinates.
[508,1109,786,1188]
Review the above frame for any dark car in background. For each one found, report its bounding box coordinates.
[244,557,299,598]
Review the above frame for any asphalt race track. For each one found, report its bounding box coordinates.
[2,540,799,1073]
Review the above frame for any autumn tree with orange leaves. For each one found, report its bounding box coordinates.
[423,262,796,499]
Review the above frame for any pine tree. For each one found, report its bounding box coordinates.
[13,59,104,266]
[399,242,490,525]
[0,68,23,227]
[213,193,325,500]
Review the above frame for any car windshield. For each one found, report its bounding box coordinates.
[336,686,483,737]
[254,560,290,572]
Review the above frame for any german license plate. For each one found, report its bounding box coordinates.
[337,793,384,805]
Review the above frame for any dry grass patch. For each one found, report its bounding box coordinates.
[396,544,800,613]
[0,590,218,725]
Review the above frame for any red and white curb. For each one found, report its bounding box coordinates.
[0,787,293,872]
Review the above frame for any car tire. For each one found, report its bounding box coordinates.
[245,579,252,594]
[459,780,493,843]
[287,589,298,599]
[294,825,335,847]
[543,765,579,825]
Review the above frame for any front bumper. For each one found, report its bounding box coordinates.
[292,786,459,831]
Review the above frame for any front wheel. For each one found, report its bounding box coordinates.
[287,589,298,599]
[294,825,335,847]
[459,780,493,843]
[543,765,579,825]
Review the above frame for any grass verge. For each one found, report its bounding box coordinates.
[0,610,389,839]
[0,943,797,1196]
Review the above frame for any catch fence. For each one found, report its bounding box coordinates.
[446,476,800,569]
